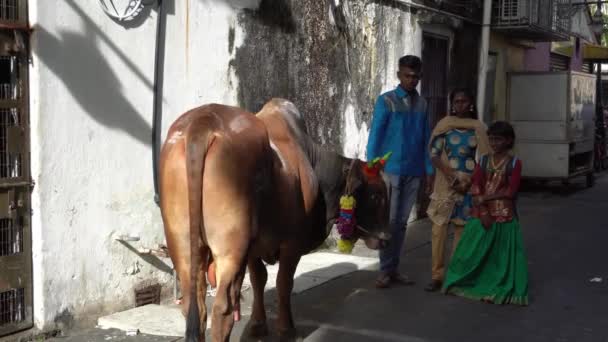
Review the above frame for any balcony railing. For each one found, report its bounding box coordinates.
[492,0,571,41]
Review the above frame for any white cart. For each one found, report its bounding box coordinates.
[507,71,596,187]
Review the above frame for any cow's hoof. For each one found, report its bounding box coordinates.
[245,320,269,338]
[277,327,297,342]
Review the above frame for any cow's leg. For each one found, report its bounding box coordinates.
[173,243,209,341]
[276,251,301,340]
[245,257,269,337]
[210,249,248,342]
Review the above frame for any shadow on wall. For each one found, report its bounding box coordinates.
[34,0,166,147]
[203,0,296,32]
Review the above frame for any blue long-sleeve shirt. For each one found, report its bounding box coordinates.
[366,85,433,176]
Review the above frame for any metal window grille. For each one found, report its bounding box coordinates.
[0,218,22,256]
[0,1,31,336]
[493,0,571,39]
[0,56,19,100]
[0,108,21,179]
[0,288,24,326]
[582,63,592,74]
[552,0,571,32]
[499,0,520,19]
[0,0,19,23]
[0,56,22,181]
[550,53,570,71]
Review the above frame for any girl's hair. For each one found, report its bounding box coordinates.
[449,88,478,120]
[487,121,516,149]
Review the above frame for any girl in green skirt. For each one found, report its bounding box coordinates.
[442,121,529,306]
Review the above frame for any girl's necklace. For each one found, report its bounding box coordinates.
[490,154,508,172]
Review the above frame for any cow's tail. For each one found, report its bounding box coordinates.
[184,115,217,342]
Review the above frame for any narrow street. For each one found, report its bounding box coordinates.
[232,173,608,341]
[46,174,608,342]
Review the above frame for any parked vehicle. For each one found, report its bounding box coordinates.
[508,71,596,188]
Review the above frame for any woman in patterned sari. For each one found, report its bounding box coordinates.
[424,89,490,292]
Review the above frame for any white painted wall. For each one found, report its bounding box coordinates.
[29,0,174,329]
[27,0,423,329]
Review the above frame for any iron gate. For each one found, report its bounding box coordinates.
[419,33,449,218]
[421,33,449,129]
[0,0,32,337]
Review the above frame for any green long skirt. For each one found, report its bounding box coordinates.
[442,218,529,306]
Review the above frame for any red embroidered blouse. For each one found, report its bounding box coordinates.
[470,156,522,223]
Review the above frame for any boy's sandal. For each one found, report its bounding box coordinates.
[390,273,416,286]
[375,273,392,288]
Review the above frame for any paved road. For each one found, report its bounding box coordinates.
[46,175,608,342]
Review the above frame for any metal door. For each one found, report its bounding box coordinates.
[422,34,449,128]
[419,33,449,218]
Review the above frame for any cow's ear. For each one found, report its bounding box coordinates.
[345,159,363,195]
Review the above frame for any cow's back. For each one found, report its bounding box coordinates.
[255,99,326,253]
[160,102,273,283]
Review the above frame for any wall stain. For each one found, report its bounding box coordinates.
[228,24,236,54]
[234,0,408,148]
[53,308,75,331]
[233,0,481,150]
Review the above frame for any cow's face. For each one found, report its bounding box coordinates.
[343,160,391,250]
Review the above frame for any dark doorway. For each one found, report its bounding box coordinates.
[422,34,449,129]
[417,33,449,219]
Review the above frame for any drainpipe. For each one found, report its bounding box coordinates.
[151,0,179,302]
[476,0,492,123]
[152,0,165,206]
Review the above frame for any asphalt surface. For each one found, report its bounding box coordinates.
[45,174,608,342]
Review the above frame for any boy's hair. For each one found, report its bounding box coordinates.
[399,55,422,73]
[488,121,516,149]
[449,88,478,120]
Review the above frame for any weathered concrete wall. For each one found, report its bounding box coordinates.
[233,0,422,158]
[26,0,458,330]
[29,0,174,330]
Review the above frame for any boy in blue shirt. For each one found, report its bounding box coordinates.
[367,55,433,288]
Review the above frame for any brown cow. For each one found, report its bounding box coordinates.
[159,98,391,341]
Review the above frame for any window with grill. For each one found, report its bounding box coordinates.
[0,217,23,256]
[0,289,24,326]
[0,0,26,25]
[550,53,570,71]
[499,0,520,19]
[0,0,30,337]
[0,1,18,22]
[581,62,593,74]
[0,56,22,180]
